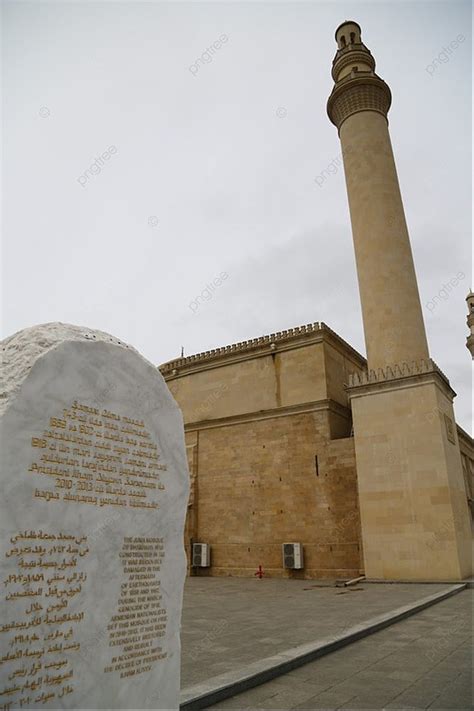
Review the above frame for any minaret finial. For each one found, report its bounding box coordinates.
[327,21,391,132]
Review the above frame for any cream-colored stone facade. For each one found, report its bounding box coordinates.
[158,21,474,582]
[348,363,472,580]
[160,326,474,580]
[161,324,367,579]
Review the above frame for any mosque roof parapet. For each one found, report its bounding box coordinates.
[159,322,366,376]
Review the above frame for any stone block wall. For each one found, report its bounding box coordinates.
[162,324,367,579]
[184,414,361,578]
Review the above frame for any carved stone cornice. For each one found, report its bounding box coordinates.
[327,73,392,131]
[346,358,456,401]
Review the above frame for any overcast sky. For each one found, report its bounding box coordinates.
[2,0,472,430]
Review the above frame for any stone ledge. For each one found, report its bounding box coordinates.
[179,583,466,710]
[184,397,351,432]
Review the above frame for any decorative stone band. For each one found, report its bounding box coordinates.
[327,74,392,131]
[346,357,456,399]
[159,322,366,376]
[184,398,351,431]
[330,46,376,82]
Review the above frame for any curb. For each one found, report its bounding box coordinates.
[363,578,474,589]
[180,583,466,710]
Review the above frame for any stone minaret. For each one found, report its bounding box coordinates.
[327,21,429,371]
[466,291,474,358]
[327,21,472,581]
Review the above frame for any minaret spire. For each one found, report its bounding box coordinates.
[466,291,474,358]
[327,21,429,371]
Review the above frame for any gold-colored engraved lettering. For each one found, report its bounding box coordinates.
[27,402,167,509]
[104,537,168,679]
[1,530,91,707]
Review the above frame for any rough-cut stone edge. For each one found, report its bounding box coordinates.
[179,583,466,710]
[0,322,153,417]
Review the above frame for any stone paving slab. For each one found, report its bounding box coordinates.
[180,583,463,709]
[180,578,460,689]
[205,589,473,710]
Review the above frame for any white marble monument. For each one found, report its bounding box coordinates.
[0,323,189,710]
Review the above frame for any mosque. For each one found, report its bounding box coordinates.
[160,22,474,581]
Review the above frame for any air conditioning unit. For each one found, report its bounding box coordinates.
[192,543,210,567]
[282,542,304,569]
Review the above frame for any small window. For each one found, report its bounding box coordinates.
[350,32,356,44]
[340,35,346,47]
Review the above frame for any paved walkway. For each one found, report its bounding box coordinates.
[206,589,472,710]
[180,577,455,688]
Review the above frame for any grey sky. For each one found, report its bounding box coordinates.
[2,0,472,431]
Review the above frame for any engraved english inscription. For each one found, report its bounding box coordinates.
[104,537,168,679]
